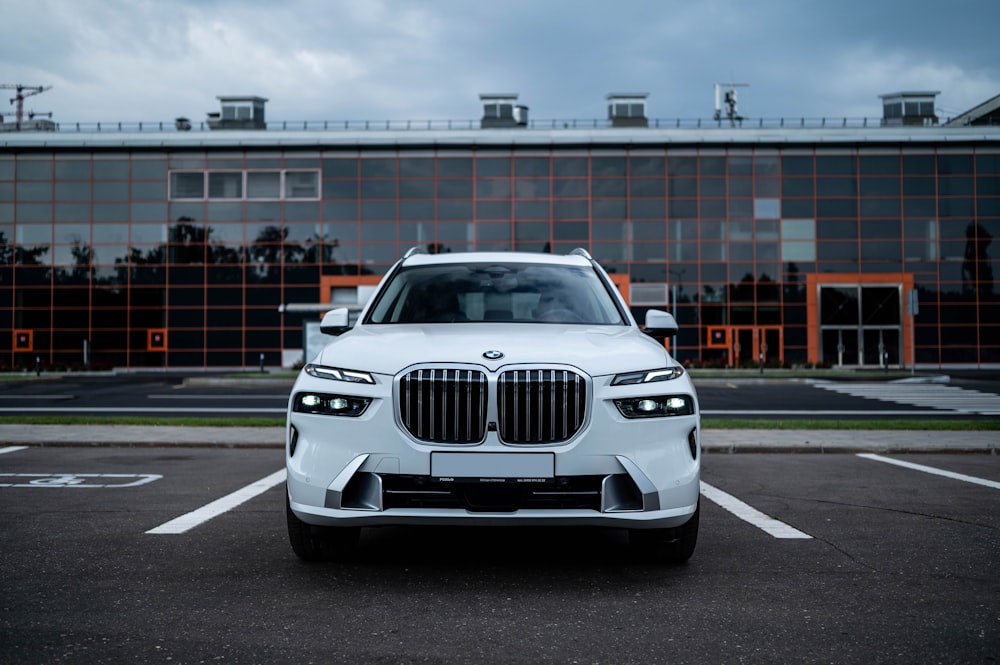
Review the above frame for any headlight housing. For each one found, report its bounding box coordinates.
[292,392,371,417]
[611,366,685,385]
[304,363,375,384]
[613,395,694,419]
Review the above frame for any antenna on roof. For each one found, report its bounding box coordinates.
[713,82,749,127]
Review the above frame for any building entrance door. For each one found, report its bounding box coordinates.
[821,328,860,366]
[807,273,914,369]
[817,283,902,367]
[863,328,900,367]
[730,326,782,368]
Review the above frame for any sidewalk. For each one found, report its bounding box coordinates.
[1,425,996,453]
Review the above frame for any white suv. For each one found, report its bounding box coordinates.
[285,248,700,563]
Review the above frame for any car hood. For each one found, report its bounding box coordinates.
[312,324,673,377]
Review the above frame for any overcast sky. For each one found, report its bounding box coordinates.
[2,0,998,126]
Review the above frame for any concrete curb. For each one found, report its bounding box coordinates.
[1,425,996,454]
[700,429,999,454]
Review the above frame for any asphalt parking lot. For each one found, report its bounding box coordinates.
[2,442,998,664]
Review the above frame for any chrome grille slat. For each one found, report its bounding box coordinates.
[399,368,488,444]
[399,366,586,445]
[498,368,586,444]
[549,370,557,441]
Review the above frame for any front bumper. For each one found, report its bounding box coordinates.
[286,364,700,530]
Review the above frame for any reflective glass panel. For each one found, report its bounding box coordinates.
[247,171,280,198]
[285,171,319,198]
[208,172,242,199]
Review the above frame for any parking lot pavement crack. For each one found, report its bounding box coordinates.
[770,494,999,532]
[809,536,879,572]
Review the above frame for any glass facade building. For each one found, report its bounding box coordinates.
[2,104,998,370]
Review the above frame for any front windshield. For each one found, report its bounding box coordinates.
[365,262,627,325]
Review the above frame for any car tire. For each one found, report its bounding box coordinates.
[286,493,360,562]
[629,503,699,564]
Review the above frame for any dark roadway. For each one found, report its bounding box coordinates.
[1,445,998,663]
[1,370,999,420]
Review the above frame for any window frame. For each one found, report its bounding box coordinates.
[169,169,321,201]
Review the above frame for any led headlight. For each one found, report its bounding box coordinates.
[613,394,694,419]
[304,363,375,384]
[611,366,685,386]
[293,392,371,417]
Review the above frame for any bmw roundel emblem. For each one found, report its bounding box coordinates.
[483,350,504,360]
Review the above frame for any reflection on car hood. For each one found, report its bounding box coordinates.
[314,324,673,377]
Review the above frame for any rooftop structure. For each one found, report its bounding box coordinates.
[879,91,940,127]
[945,92,1000,127]
[479,93,528,128]
[206,95,268,131]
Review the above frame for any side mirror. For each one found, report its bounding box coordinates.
[643,310,678,338]
[319,308,352,336]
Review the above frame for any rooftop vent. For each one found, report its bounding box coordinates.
[879,91,939,127]
[480,93,528,128]
[607,93,648,128]
[207,95,268,130]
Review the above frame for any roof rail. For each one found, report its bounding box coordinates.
[402,246,428,259]
[570,247,593,260]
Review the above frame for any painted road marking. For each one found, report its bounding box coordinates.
[814,383,1000,416]
[858,454,1000,490]
[0,446,29,455]
[0,473,162,488]
[146,469,286,535]
[700,481,812,539]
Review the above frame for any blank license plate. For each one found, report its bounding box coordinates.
[431,452,554,481]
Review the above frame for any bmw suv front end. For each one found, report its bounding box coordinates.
[286,248,700,563]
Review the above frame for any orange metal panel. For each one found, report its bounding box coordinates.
[13,329,33,352]
[147,329,167,351]
[707,327,728,348]
[320,275,384,303]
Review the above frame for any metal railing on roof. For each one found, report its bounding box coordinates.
[8,115,992,134]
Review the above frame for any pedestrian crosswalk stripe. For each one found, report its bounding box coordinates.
[813,383,1000,415]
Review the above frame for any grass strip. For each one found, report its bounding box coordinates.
[702,418,1000,431]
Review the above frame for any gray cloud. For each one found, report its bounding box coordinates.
[2,0,997,125]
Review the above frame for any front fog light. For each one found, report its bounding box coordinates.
[637,399,658,413]
[613,395,694,419]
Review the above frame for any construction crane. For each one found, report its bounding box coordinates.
[1,84,52,130]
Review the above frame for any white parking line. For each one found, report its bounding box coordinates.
[0,446,29,455]
[857,453,1000,490]
[146,469,286,535]
[700,481,812,539]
